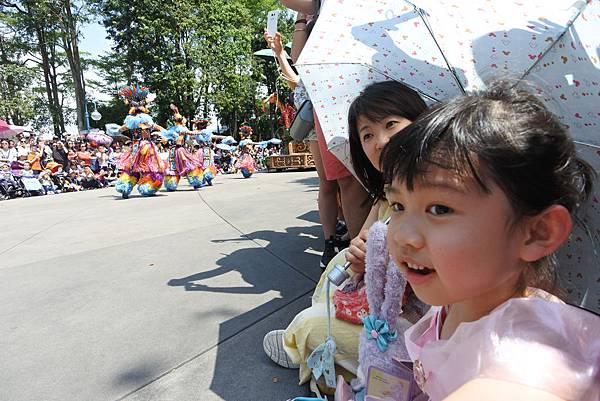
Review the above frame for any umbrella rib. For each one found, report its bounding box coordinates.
[518,1,587,85]
[297,61,441,103]
[406,1,466,95]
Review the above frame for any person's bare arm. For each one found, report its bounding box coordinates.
[281,0,316,14]
[264,31,299,87]
[444,379,566,401]
[290,13,309,63]
[346,201,380,274]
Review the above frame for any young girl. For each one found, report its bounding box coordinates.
[263,81,428,389]
[381,81,600,401]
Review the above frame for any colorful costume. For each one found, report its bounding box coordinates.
[236,125,257,178]
[236,152,257,178]
[114,85,165,198]
[196,139,216,186]
[160,105,204,190]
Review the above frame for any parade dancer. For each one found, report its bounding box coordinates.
[115,85,165,198]
[193,118,225,186]
[200,143,217,186]
[160,131,179,191]
[236,125,257,178]
[161,104,204,190]
[195,132,217,186]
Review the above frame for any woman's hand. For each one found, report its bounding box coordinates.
[263,30,284,55]
[346,228,369,274]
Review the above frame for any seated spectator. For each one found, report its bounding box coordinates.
[0,162,13,181]
[16,136,29,156]
[96,145,110,172]
[21,161,35,177]
[263,81,428,391]
[0,139,18,163]
[52,141,70,171]
[27,144,43,175]
[38,140,53,167]
[67,143,77,161]
[76,143,92,167]
[65,170,82,191]
[96,168,109,188]
[75,160,85,173]
[105,166,118,182]
[80,166,101,189]
[39,170,58,194]
[0,162,19,198]
[51,166,68,191]
[10,154,27,175]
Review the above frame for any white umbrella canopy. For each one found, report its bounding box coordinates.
[295,0,600,166]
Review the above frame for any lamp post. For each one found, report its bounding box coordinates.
[84,96,102,132]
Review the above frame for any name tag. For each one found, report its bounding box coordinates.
[365,362,416,401]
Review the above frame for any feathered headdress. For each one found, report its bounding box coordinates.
[118,84,155,114]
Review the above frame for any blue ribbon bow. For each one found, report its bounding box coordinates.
[306,335,337,388]
[362,314,398,353]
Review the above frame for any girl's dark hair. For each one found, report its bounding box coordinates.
[381,80,595,294]
[348,81,428,200]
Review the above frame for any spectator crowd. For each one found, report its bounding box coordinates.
[0,133,282,200]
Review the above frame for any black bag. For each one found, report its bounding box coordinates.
[289,100,314,142]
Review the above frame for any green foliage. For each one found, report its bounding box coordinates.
[2,0,299,137]
[0,63,35,124]
[90,0,296,137]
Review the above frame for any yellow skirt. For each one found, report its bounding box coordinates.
[283,249,362,385]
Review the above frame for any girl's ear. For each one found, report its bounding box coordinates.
[520,205,573,263]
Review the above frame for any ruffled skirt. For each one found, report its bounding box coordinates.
[131,140,165,174]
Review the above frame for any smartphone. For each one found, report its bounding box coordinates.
[267,10,280,36]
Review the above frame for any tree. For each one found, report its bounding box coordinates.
[1,1,67,134]
[0,24,35,124]
[90,0,293,137]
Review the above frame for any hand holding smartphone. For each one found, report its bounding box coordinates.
[267,10,280,36]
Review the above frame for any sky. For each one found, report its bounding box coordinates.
[79,22,112,101]
[80,22,111,58]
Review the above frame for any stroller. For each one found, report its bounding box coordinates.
[0,171,24,200]
[18,174,46,196]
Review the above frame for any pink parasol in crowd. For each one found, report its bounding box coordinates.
[0,119,26,138]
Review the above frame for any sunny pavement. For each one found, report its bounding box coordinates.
[0,170,323,401]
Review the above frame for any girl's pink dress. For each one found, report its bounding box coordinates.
[404,289,600,401]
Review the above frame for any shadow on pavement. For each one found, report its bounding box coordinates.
[291,175,319,192]
[165,221,321,400]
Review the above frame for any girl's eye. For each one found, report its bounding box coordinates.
[361,133,373,142]
[385,120,397,129]
[390,202,404,212]
[427,204,452,215]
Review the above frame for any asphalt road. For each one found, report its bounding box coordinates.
[0,171,322,401]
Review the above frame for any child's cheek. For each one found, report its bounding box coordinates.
[387,237,399,265]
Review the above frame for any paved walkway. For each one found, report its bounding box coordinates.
[0,171,322,401]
